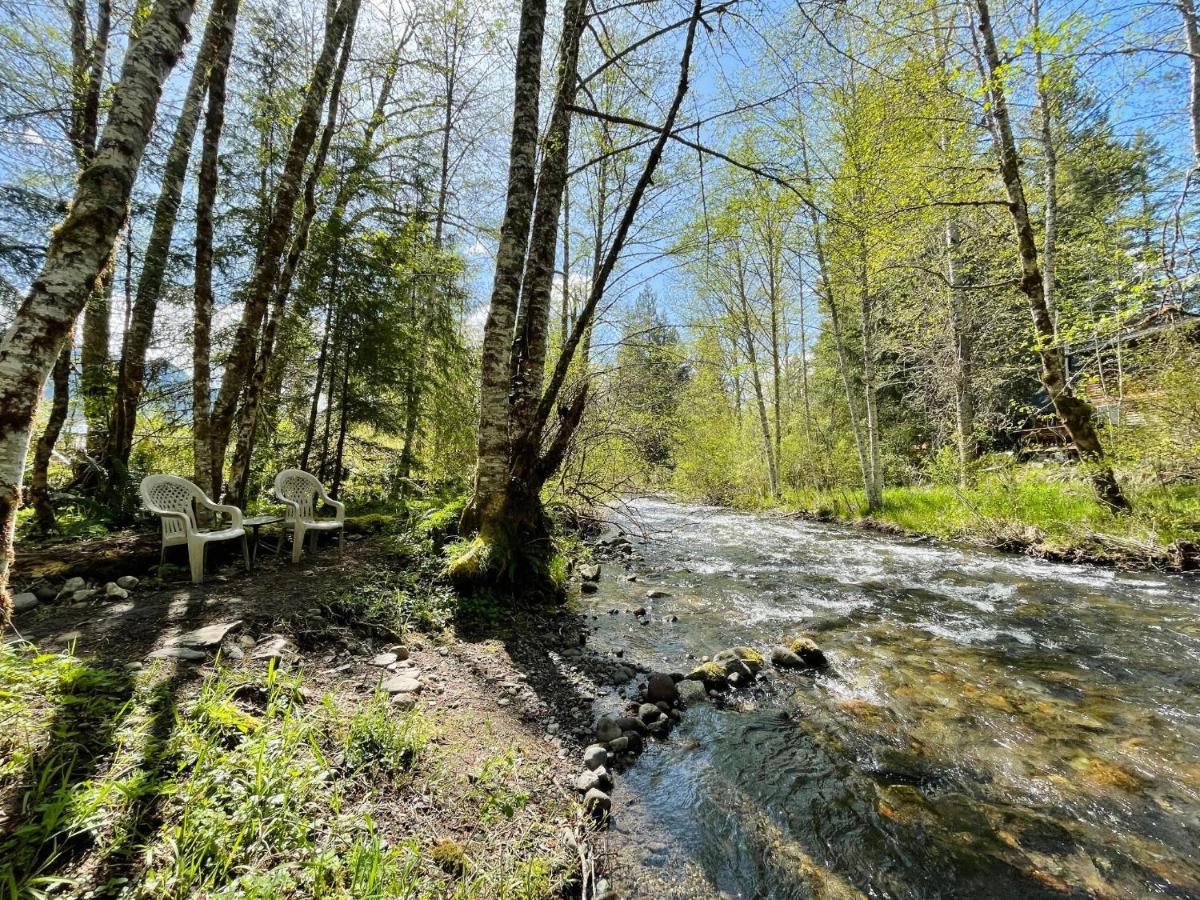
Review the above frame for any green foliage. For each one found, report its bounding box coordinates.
[331,560,457,637]
[339,692,432,777]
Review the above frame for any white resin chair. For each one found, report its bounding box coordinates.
[140,475,249,583]
[273,469,345,563]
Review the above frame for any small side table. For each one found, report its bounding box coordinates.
[242,515,283,570]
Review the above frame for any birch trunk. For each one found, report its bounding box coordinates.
[193,0,237,490]
[109,0,239,484]
[0,0,196,619]
[736,253,780,500]
[80,257,113,462]
[858,233,883,512]
[1032,0,1060,343]
[206,0,361,495]
[975,0,1128,511]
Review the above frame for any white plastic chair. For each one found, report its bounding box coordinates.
[140,475,249,583]
[273,469,345,563]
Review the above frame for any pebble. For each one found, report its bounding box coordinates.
[220,642,245,660]
[252,635,295,661]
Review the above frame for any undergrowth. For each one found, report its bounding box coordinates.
[0,642,575,898]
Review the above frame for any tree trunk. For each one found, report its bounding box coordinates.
[206,0,362,496]
[226,12,356,504]
[858,231,883,512]
[974,0,1128,511]
[193,0,237,491]
[108,0,239,487]
[0,0,196,620]
[29,334,74,533]
[302,293,336,471]
[79,260,113,463]
[736,253,779,500]
[945,218,976,483]
[332,335,352,498]
[796,255,812,441]
[1032,0,1060,344]
[460,0,548,533]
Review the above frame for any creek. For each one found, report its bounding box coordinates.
[578,498,1200,899]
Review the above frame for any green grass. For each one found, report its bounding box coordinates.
[784,464,1200,557]
[0,643,575,899]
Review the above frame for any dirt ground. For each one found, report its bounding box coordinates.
[4,533,631,897]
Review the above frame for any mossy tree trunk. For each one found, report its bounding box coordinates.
[0,0,196,622]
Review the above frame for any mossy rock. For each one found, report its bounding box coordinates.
[713,646,765,675]
[430,838,468,875]
[686,661,729,689]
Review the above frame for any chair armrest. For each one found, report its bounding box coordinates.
[201,499,243,529]
[316,485,345,523]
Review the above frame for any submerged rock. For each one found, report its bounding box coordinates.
[677,679,709,705]
[581,582,599,595]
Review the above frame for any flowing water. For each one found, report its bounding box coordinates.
[578,498,1200,899]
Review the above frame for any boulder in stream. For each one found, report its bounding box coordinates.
[788,636,828,669]
[686,661,729,690]
[645,671,678,704]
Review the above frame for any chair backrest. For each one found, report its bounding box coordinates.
[140,475,204,540]
[275,469,322,521]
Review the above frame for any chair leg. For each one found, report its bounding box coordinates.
[189,543,205,583]
[292,526,305,564]
[241,535,251,572]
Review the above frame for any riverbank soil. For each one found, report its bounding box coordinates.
[1,535,611,897]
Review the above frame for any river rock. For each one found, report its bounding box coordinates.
[252,635,295,661]
[574,765,612,793]
[12,592,38,611]
[371,652,399,667]
[35,585,57,601]
[714,646,765,676]
[73,589,97,602]
[771,647,806,669]
[62,576,86,594]
[116,576,139,590]
[615,715,647,736]
[596,715,622,743]
[174,620,241,648]
[687,661,729,689]
[105,583,129,600]
[581,582,599,595]
[607,736,629,753]
[677,679,709,704]
[788,636,828,668]
[638,703,662,724]
[584,744,608,770]
[580,564,601,582]
[646,589,669,599]
[646,671,678,704]
[383,673,422,695]
[623,731,644,754]
[220,641,245,661]
[583,788,611,818]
